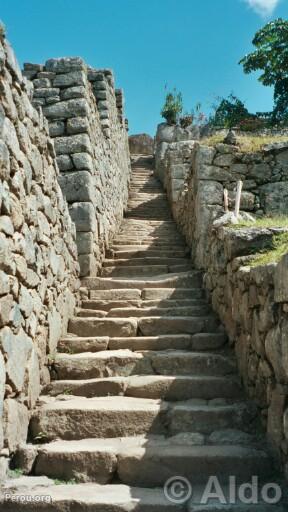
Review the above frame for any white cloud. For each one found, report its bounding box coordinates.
[244,0,280,17]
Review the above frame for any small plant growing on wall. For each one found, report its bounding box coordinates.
[161,88,183,125]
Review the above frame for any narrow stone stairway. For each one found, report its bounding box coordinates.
[3,156,285,511]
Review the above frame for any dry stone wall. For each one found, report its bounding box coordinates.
[155,130,288,475]
[24,59,131,277]
[0,37,80,473]
[204,227,288,477]
[155,136,288,268]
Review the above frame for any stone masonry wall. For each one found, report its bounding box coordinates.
[156,138,288,268]
[155,134,288,475]
[0,37,80,474]
[24,59,131,277]
[204,227,288,477]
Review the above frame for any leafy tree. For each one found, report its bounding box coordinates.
[161,89,183,125]
[209,94,251,128]
[239,18,288,124]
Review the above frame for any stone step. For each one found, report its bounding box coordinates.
[45,375,242,400]
[82,298,206,311]
[52,350,236,380]
[68,317,138,337]
[25,437,271,486]
[141,287,204,299]
[82,271,203,290]
[105,305,211,318]
[101,265,170,278]
[109,249,189,258]
[102,259,188,267]
[58,336,109,353]
[137,316,219,335]
[89,289,142,300]
[0,482,183,511]
[58,333,227,354]
[29,397,256,441]
[29,396,167,441]
[109,333,227,352]
[102,266,192,277]
[68,315,218,337]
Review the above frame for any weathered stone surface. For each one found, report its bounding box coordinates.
[53,71,86,87]
[43,98,89,119]
[129,134,154,155]
[45,57,85,72]
[59,171,93,202]
[197,180,223,205]
[259,182,288,214]
[69,202,96,231]
[67,116,89,134]
[3,399,29,451]
[1,327,33,392]
[54,133,92,155]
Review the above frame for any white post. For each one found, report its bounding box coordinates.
[223,188,229,213]
[234,180,243,219]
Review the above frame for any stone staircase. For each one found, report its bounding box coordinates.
[3,155,285,511]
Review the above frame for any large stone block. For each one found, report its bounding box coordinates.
[45,57,85,73]
[72,152,94,171]
[67,116,89,134]
[54,133,92,155]
[69,202,96,232]
[196,180,223,205]
[0,352,5,450]
[42,98,89,120]
[76,232,94,254]
[3,399,29,452]
[0,327,33,392]
[259,182,288,214]
[48,307,62,354]
[53,71,86,87]
[274,254,288,303]
[58,170,94,202]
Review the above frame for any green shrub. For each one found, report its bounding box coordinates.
[161,89,183,125]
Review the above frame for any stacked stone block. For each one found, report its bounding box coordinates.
[156,137,288,268]
[24,58,131,277]
[0,37,80,473]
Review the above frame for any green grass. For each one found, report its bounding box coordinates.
[54,478,76,485]
[8,468,24,478]
[202,134,288,153]
[232,215,288,230]
[246,232,288,267]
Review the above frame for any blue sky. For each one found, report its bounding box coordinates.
[1,0,287,135]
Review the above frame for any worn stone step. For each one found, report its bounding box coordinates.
[109,333,227,351]
[110,249,189,258]
[46,375,242,400]
[58,336,109,353]
[29,397,255,441]
[29,397,167,441]
[0,482,183,511]
[169,401,257,435]
[24,436,271,486]
[137,316,219,335]
[101,265,169,278]
[117,444,272,487]
[68,317,138,337]
[82,271,203,290]
[106,305,211,318]
[82,298,206,311]
[89,289,142,300]
[52,350,236,380]
[142,287,204,299]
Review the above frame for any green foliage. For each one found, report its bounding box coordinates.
[54,478,76,485]
[246,232,288,267]
[161,89,183,125]
[239,18,288,124]
[209,94,251,128]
